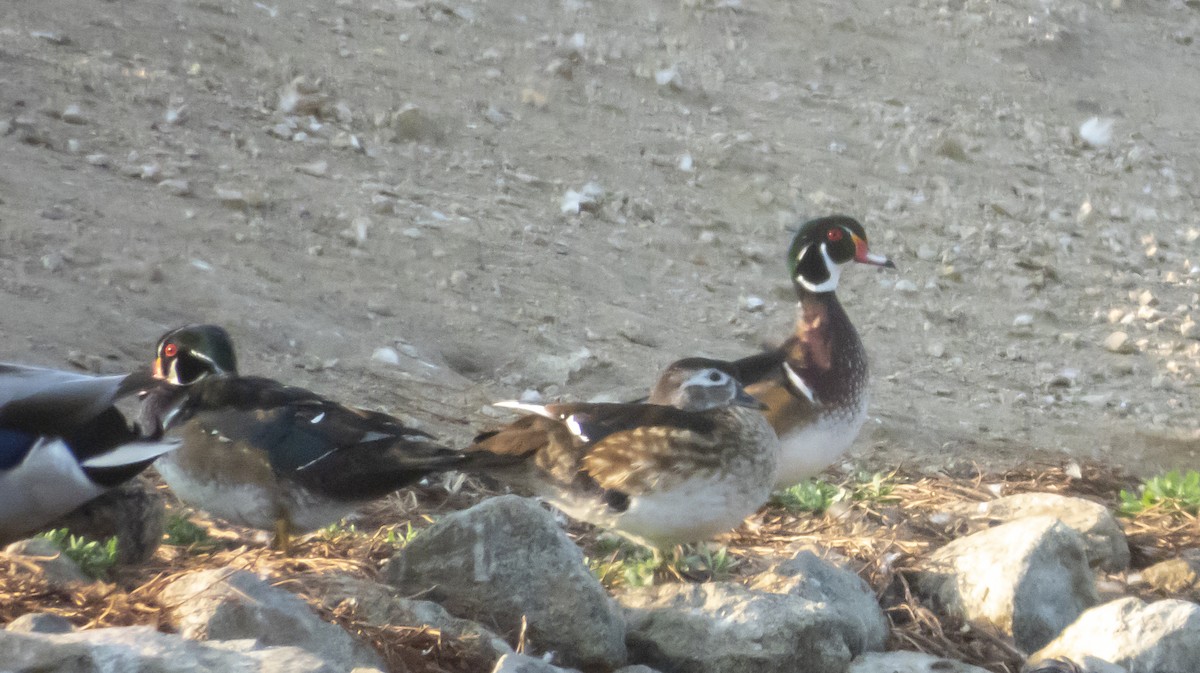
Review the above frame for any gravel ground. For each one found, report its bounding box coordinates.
[1,0,1198,475]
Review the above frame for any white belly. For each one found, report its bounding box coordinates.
[0,439,104,542]
[775,400,868,488]
[551,471,774,548]
[156,456,356,533]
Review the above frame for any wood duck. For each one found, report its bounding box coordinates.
[466,357,780,548]
[0,364,179,546]
[133,324,508,551]
[731,215,894,488]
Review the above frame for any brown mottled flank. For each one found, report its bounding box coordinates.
[470,405,775,498]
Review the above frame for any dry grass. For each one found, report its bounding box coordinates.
[2,463,1197,673]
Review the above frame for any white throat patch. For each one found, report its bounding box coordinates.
[795,243,842,294]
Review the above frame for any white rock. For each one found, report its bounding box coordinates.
[677,153,694,172]
[295,160,328,177]
[943,493,1129,572]
[741,295,766,312]
[849,651,991,673]
[372,347,401,365]
[915,516,1098,652]
[894,279,919,294]
[1031,597,1200,672]
[158,179,192,197]
[1103,332,1135,354]
[1079,117,1114,148]
[60,104,86,125]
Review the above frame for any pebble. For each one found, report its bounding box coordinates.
[916,243,938,261]
[295,160,329,178]
[741,296,765,312]
[60,104,86,125]
[158,179,192,197]
[85,153,110,167]
[1103,332,1135,354]
[1079,117,1114,148]
[372,347,401,365]
[894,279,919,294]
[1180,317,1198,340]
[926,342,946,358]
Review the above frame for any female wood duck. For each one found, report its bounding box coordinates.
[134,324,507,551]
[730,215,894,488]
[466,358,780,548]
[0,363,178,545]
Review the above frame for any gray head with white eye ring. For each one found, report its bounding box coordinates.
[647,358,766,412]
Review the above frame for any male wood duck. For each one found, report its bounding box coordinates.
[731,215,894,488]
[0,364,178,545]
[134,324,506,551]
[466,358,780,548]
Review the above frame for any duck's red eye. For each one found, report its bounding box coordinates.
[826,228,844,242]
[163,343,178,358]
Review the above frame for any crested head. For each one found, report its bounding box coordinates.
[788,215,894,294]
[647,357,764,412]
[153,324,238,386]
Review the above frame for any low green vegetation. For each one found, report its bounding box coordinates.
[770,478,843,514]
[163,513,219,551]
[36,528,118,579]
[587,538,738,587]
[1118,470,1200,516]
[383,522,421,549]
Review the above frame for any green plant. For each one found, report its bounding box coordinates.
[37,528,118,579]
[849,470,899,504]
[164,513,218,550]
[587,543,661,587]
[383,522,421,548]
[676,545,737,581]
[770,479,843,514]
[317,521,360,542]
[1118,470,1200,516]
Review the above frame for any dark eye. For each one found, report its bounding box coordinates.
[163,343,178,358]
[708,371,723,382]
[826,228,844,242]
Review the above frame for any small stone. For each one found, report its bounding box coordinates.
[1180,317,1198,340]
[41,253,65,272]
[294,160,328,177]
[741,296,765,312]
[3,538,90,589]
[158,179,191,197]
[654,66,682,89]
[1079,117,1114,148]
[449,270,470,287]
[1012,314,1035,328]
[916,243,938,261]
[926,342,945,358]
[85,153,110,167]
[60,104,87,125]
[677,153,694,172]
[894,279,919,294]
[1141,557,1200,594]
[1103,332,1134,354]
[372,347,401,365]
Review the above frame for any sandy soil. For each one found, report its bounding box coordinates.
[2,0,1198,476]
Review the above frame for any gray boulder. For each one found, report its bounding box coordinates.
[158,567,383,671]
[619,581,859,673]
[303,573,513,666]
[5,612,76,634]
[747,550,888,654]
[849,651,992,672]
[1030,597,1200,673]
[943,493,1129,571]
[384,495,627,670]
[4,537,91,588]
[915,516,1098,652]
[0,625,372,673]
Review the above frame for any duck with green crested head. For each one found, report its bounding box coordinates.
[134,324,504,551]
[729,215,895,488]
